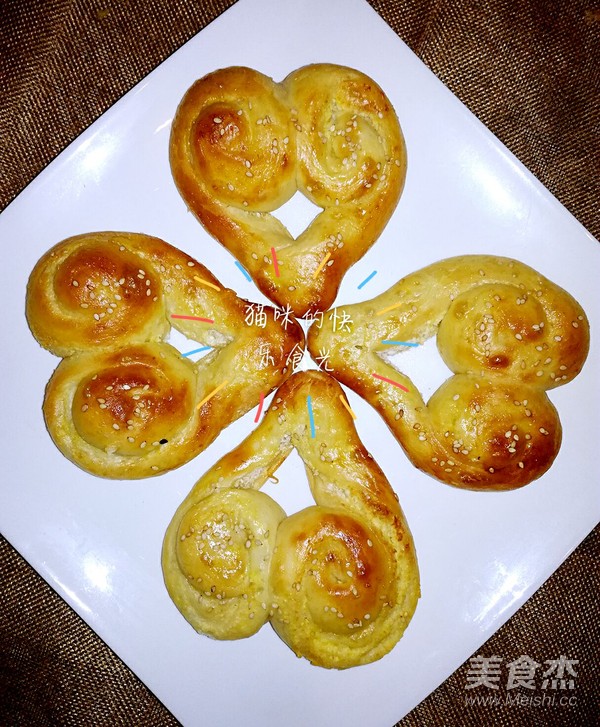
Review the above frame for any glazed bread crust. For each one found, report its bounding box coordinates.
[170,64,406,317]
[162,371,420,668]
[308,255,590,490]
[26,231,304,478]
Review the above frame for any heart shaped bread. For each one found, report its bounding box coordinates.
[162,371,419,668]
[170,64,406,317]
[26,231,304,478]
[307,255,590,491]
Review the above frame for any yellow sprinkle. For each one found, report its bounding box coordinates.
[193,275,220,292]
[196,380,229,410]
[376,301,403,316]
[312,252,332,280]
[338,394,357,420]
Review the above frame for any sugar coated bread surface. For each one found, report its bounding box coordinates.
[170,63,406,317]
[162,371,420,668]
[26,231,304,478]
[308,255,590,491]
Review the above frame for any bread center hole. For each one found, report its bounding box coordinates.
[377,336,452,402]
[271,191,322,239]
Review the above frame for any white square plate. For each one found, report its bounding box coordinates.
[1,0,598,725]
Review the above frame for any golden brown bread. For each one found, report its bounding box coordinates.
[307,255,590,490]
[162,371,420,668]
[169,64,406,317]
[26,231,304,478]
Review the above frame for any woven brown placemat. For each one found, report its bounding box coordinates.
[1,1,598,725]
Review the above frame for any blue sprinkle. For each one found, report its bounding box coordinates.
[381,340,420,347]
[182,346,212,357]
[307,396,316,438]
[357,270,377,289]
[235,261,252,281]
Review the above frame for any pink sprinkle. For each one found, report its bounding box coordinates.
[372,373,410,393]
[171,314,214,323]
[254,392,265,423]
[271,247,280,278]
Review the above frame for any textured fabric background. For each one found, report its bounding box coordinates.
[1,1,598,725]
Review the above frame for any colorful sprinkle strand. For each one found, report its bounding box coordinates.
[357,271,377,289]
[254,392,265,423]
[312,252,332,280]
[235,261,252,281]
[372,372,410,393]
[339,394,357,420]
[376,302,403,316]
[193,275,220,292]
[196,380,229,410]
[271,247,280,278]
[171,314,214,323]
[307,395,316,437]
[182,346,212,358]
[381,340,420,347]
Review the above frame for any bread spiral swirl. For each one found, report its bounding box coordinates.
[308,255,590,490]
[162,371,419,668]
[169,64,406,317]
[26,231,304,478]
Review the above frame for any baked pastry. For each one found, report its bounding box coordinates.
[169,64,406,317]
[307,255,590,490]
[26,231,304,478]
[162,370,420,668]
